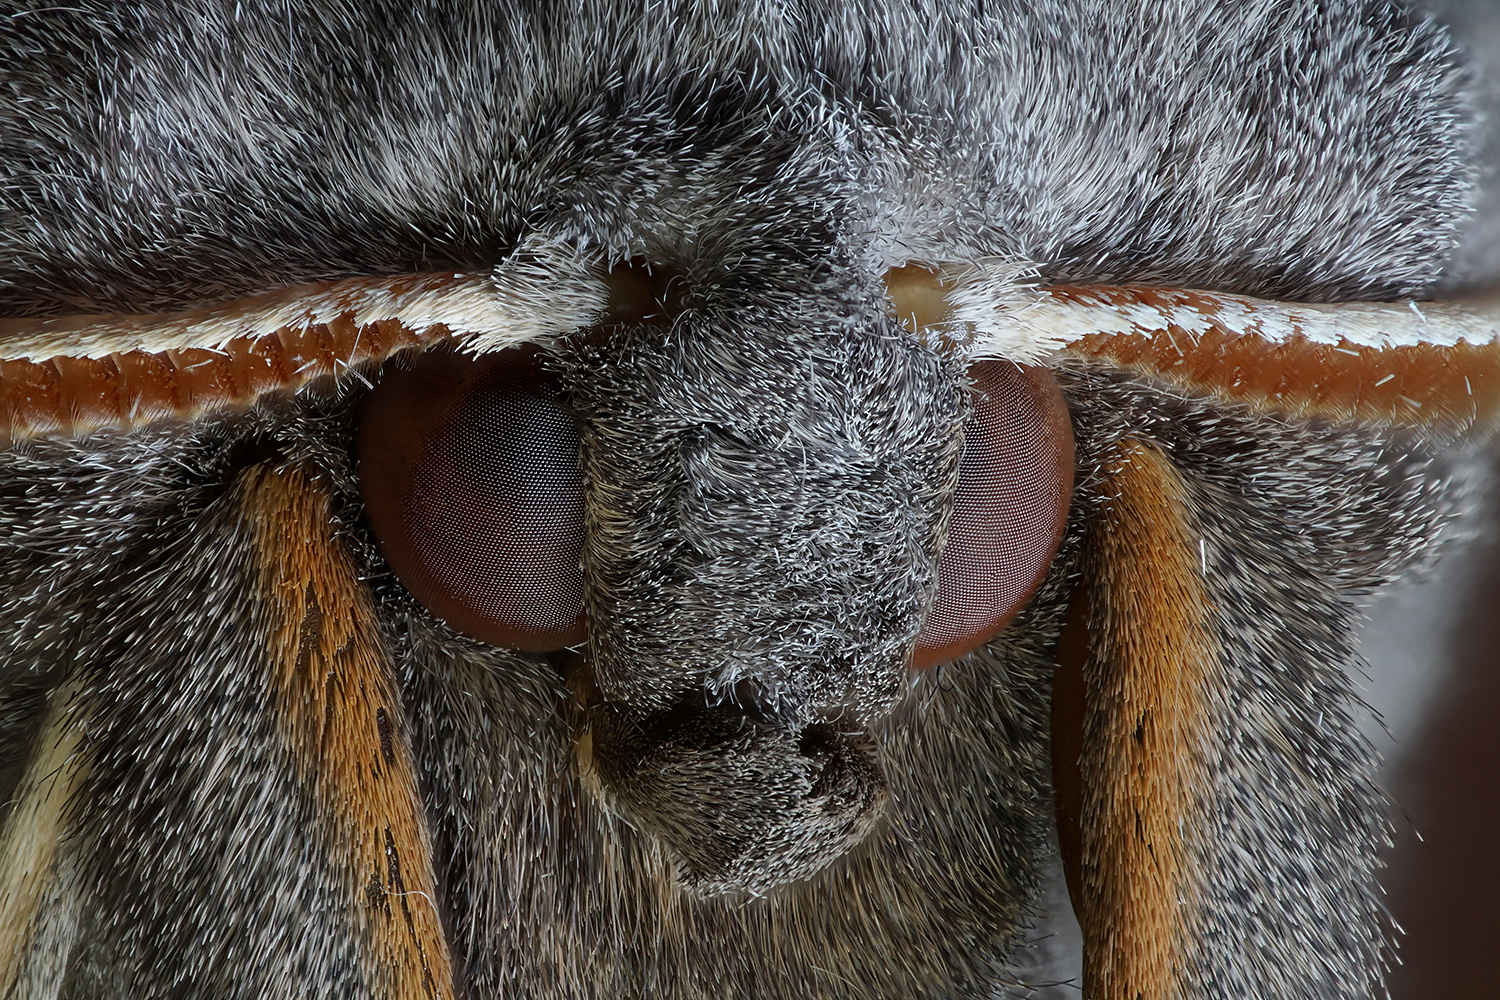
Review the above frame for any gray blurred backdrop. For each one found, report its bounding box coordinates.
[1369,4,1500,996]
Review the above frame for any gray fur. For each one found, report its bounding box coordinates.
[562,304,964,890]
[1063,367,1476,1000]
[0,1,1486,998]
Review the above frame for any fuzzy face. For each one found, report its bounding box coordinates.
[0,2,1493,999]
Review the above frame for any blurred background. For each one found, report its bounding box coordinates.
[1376,3,1500,997]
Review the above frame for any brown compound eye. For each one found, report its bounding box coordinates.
[357,345,586,651]
[914,361,1075,669]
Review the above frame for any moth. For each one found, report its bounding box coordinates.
[0,1,1495,998]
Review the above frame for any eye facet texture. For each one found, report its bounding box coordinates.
[358,345,586,651]
[914,362,1074,668]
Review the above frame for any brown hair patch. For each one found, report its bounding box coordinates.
[239,464,454,1000]
[1077,438,1217,1000]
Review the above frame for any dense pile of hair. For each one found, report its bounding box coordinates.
[0,1,1483,997]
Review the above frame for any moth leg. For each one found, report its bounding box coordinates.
[1053,396,1432,1000]
[237,464,455,1000]
[0,437,463,999]
[0,677,86,995]
[1061,439,1216,1000]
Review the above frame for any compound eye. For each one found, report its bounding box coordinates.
[914,362,1074,668]
[357,345,586,651]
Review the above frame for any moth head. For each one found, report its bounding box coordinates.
[349,254,1076,892]
[9,250,1492,899]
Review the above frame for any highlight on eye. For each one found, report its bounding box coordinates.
[357,344,586,651]
[913,361,1075,668]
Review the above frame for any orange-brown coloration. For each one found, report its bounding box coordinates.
[11,271,1497,444]
[241,465,454,1000]
[0,317,435,439]
[885,267,1500,432]
[1078,440,1216,1000]
[1052,285,1500,433]
[884,263,959,333]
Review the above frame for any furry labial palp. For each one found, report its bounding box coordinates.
[0,2,1497,1000]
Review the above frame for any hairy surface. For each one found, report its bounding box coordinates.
[0,1,1485,998]
[0,0,1473,313]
